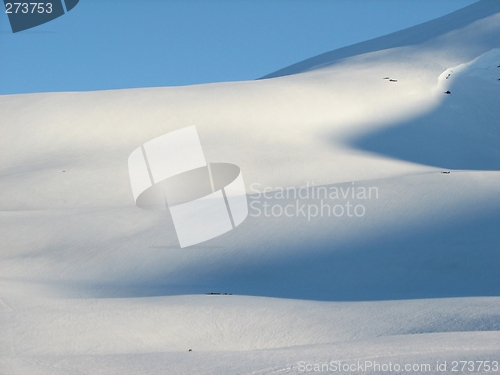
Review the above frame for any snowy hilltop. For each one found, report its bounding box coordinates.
[0,1,499,374]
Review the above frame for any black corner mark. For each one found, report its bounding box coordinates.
[64,0,77,11]
[4,0,79,33]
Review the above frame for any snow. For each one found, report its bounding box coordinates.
[1,0,499,374]
[261,0,500,79]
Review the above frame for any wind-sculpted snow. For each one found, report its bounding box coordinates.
[1,1,499,374]
[351,49,500,170]
[262,0,500,79]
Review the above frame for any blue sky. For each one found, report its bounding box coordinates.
[0,0,476,95]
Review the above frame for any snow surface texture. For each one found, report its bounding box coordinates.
[1,1,500,374]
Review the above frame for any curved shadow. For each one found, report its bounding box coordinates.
[261,0,500,78]
[86,179,500,302]
[349,68,500,170]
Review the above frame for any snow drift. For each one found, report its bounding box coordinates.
[1,1,499,374]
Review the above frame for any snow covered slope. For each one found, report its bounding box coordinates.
[1,1,499,374]
[262,0,500,78]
